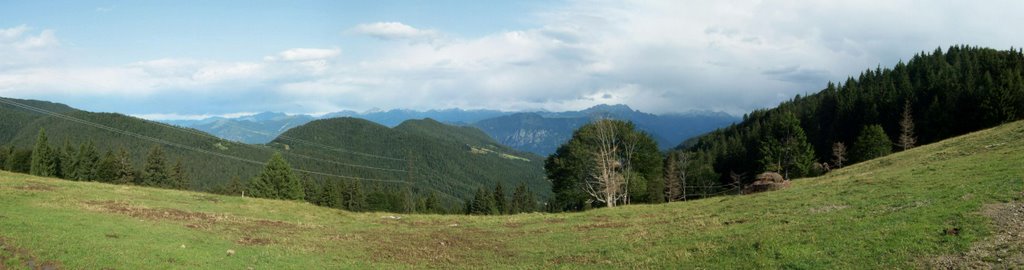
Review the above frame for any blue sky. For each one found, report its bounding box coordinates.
[1,0,1022,119]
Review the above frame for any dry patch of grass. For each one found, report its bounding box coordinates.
[927,200,1024,268]
[0,237,62,270]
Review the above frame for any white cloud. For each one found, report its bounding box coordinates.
[350,22,438,40]
[264,47,340,62]
[4,1,1024,116]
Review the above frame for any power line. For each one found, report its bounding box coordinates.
[0,97,409,185]
[275,134,407,162]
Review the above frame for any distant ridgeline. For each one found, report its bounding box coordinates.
[677,45,1024,193]
[0,98,550,212]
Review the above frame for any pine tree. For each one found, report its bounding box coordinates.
[344,180,365,211]
[758,112,816,179]
[30,129,59,177]
[112,148,135,185]
[248,153,303,200]
[898,100,917,151]
[140,145,169,187]
[320,181,341,208]
[300,173,321,205]
[74,141,100,181]
[493,182,508,214]
[95,150,118,182]
[168,159,189,190]
[224,175,246,196]
[0,146,9,171]
[61,139,78,180]
[852,125,893,163]
[423,192,441,214]
[470,187,497,215]
[510,182,535,214]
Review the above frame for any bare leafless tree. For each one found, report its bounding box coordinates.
[898,100,917,151]
[831,142,847,168]
[581,119,637,208]
[664,151,688,202]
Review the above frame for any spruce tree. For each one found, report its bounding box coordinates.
[424,192,441,214]
[95,150,118,182]
[852,125,893,163]
[168,159,188,190]
[493,182,508,214]
[248,153,303,200]
[470,187,497,215]
[0,146,8,172]
[300,173,321,205]
[61,139,78,180]
[343,181,365,211]
[141,145,169,187]
[30,129,59,177]
[112,148,135,185]
[758,112,816,179]
[320,181,341,208]
[224,175,246,196]
[510,182,535,214]
[75,141,100,181]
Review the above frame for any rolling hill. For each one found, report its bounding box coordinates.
[0,98,548,206]
[165,105,738,155]
[1,118,1021,268]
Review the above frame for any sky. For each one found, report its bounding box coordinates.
[1,0,1022,120]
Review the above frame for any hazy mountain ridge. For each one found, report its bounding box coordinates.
[163,105,739,155]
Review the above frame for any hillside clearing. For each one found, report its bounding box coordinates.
[2,120,1023,269]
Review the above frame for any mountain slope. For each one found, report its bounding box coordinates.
[2,119,1022,268]
[0,98,547,204]
[165,112,316,144]
[269,117,549,204]
[472,106,738,155]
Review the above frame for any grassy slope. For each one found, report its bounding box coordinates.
[1,120,1022,269]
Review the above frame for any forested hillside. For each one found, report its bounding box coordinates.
[678,45,1024,192]
[0,98,548,211]
[270,117,549,209]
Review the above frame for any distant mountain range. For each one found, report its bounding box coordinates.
[162,105,739,155]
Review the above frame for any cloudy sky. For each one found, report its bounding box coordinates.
[1,0,1022,119]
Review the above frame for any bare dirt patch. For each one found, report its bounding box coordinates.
[10,182,57,192]
[809,204,849,214]
[0,237,62,270]
[575,221,630,231]
[367,227,511,267]
[926,201,1024,269]
[236,237,274,246]
[81,200,306,234]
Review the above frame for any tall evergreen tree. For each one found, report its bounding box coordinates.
[223,175,246,196]
[319,181,342,208]
[852,125,893,162]
[248,152,304,200]
[470,187,497,215]
[510,182,535,214]
[343,180,365,211]
[758,112,816,179]
[61,139,78,180]
[0,146,9,171]
[74,141,100,181]
[95,150,118,182]
[30,129,59,177]
[112,148,135,185]
[7,149,33,173]
[140,145,169,187]
[300,173,321,205]
[168,159,189,190]
[493,182,508,214]
[423,192,441,214]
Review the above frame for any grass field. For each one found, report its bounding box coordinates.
[2,120,1023,269]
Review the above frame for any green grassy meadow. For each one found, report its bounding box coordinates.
[2,120,1023,269]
